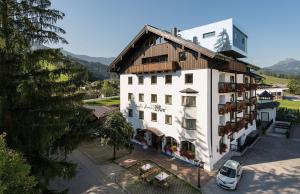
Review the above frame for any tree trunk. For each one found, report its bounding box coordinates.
[113,144,116,160]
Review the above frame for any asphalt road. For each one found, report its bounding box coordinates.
[203,135,300,194]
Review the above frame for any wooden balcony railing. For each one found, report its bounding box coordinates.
[218,122,231,136]
[219,82,236,93]
[128,61,178,74]
[236,83,246,92]
[218,102,231,114]
[231,118,245,132]
[250,96,257,105]
[237,100,246,112]
[249,83,257,90]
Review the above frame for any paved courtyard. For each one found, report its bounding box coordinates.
[203,125,300,194]
[118,160,200,194]
[116,145,214,188]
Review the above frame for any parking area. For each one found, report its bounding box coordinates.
[203,133,300,194]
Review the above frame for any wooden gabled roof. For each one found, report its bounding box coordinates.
[109,25,235,72]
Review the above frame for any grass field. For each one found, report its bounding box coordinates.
[84,96,120,106]
[259,74,290,85]
[276,99,300,110]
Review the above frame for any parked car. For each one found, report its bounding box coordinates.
[216,160,243,190]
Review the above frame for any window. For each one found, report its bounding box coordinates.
[139,111,144,120]
[165,95,172,105]
[244,77,249,84]
[151,112,157,122]
[244,92,248,99]
[128,77,133,85]
[165,75,172,84]
[203,31,215,38]
[242,37,245,45]
[128,109,133,117]
[185,74,193,84]
[151,76,157,84]
[182,96,196,107]
[179,51,187,61]
[128,93,133,101]
[165,115,172,125]
[138,76,144,84]
[151,94,157,103]
[139,93,144,102]
[230,94,235,102]
[182,119,196,130]
[230,111,234,121]
[230,76,235,83]
[142,55,168,64]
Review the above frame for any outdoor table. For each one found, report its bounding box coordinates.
[140,163,153,171]
[155,172,169,182]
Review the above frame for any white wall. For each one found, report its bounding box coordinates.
[258,108,276,121]
[120,68,257,171]
[120,69,212,170]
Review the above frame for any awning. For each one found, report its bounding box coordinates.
[180,88,199,94]
[143,127,164,137]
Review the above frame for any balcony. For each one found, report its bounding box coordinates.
[232,118,245,132]
[237,100,246,112]
[236,83,246,92]
[218,102,231,114]
[219,82,236,93]
[249,83,257,90]
[218,122,231,136]
[128,61,178,74]
[249,96,257,105]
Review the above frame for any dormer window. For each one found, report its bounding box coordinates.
[179,51,187,61]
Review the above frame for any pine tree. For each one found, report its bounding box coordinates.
[0,0,93,192]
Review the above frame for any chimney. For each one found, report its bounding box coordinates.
[171,27,178,36]
[193,36,199,45]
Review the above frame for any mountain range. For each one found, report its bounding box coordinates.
[262,58,300,75]
[61,49,115,65]
[61,49,115,81]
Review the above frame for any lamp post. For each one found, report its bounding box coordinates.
[194,159,204,189]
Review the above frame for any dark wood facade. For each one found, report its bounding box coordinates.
[109,25,254,75]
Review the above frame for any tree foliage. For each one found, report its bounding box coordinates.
[98,110,134,160]
[0,0,93,192]
[0,133,37,194]
[101,80,114,97]
[287,79,300,94]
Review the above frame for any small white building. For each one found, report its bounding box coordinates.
[257,91,279,122]
[256,84,288,99]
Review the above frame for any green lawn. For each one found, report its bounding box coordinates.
[259,74,290,85]
[276,99,300,110]
[84,97,120,106]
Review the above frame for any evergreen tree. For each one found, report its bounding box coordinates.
[0,0,93,192]
[0,133,37,194]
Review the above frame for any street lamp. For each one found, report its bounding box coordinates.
[194,159,204,188]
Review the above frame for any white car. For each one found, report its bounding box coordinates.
[216,160,243,190]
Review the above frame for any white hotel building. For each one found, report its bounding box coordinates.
[109,19,261,171]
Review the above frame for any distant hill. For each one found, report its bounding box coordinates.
[262,58,300,75]
[61,49,115,65]
[72,58,109,81]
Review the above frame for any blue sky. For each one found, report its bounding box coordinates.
[51,0,300,67]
